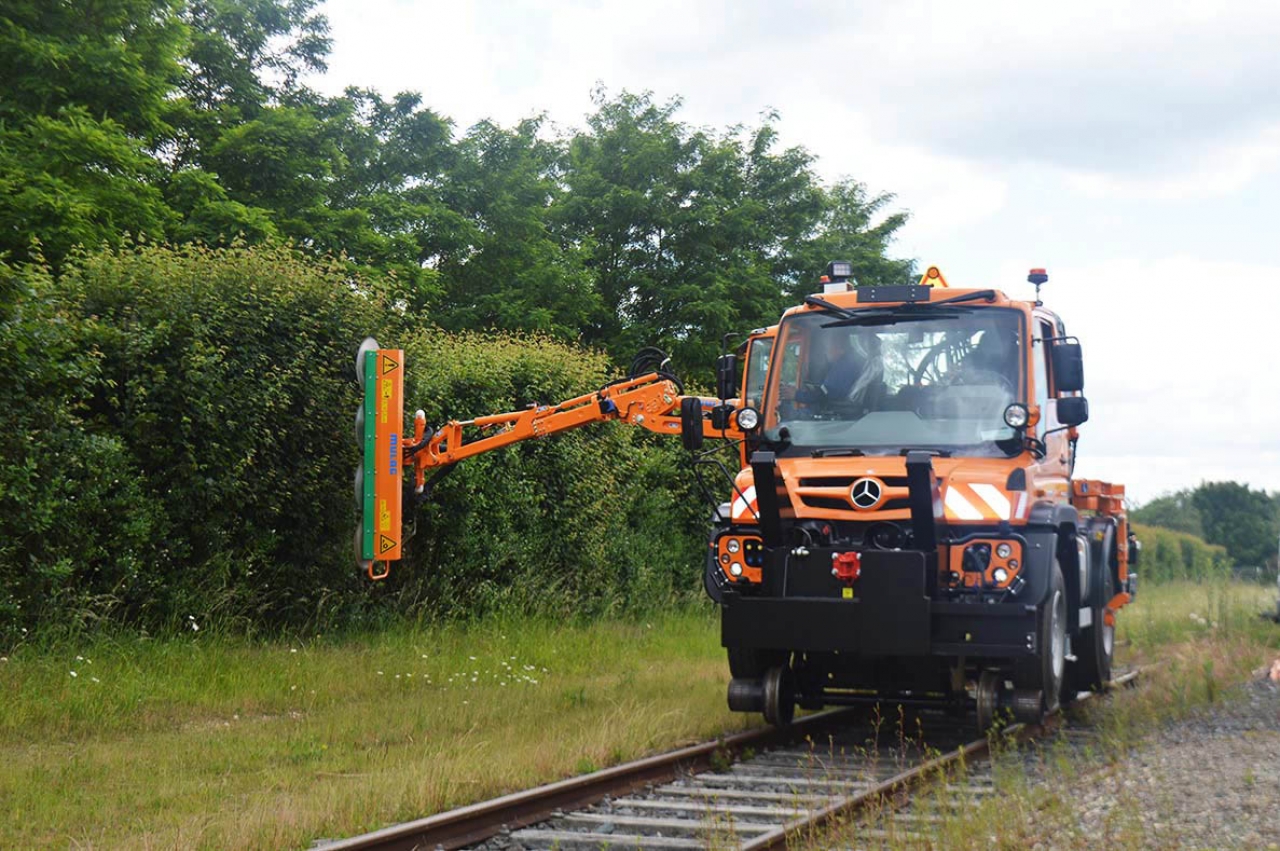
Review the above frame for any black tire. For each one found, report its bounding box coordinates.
[727,647,787,679]
[1072,563,1114,693]
[1015,558,1067,717]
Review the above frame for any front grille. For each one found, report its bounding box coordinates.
[798,475,910,488]
[797,496,911,512]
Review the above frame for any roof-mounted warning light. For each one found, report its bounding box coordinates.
[919,265,950,288]
[1028,268,1047,305]
[823,260,854,294]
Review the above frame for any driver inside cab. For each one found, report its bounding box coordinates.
[954,324,1018,389]
[795,331,883,409]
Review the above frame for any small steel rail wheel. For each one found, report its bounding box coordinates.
[1011,688,1044,723]
[975,669,1002,732]
[761,665,795,727]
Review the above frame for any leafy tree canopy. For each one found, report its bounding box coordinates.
[1135,482,1280,568]
[0,1,913,375]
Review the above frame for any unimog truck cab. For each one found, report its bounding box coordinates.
[356,263,1138,730]
[707,264,1137,727]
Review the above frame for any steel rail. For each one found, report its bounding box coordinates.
[741,668,1141,850]
[321,670,1141,851]
[318,708,856,851]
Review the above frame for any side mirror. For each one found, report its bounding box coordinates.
[680,396,704,451]
[1057,395,1089,426]
[716,354,739,401]
[1050,340,1084,393]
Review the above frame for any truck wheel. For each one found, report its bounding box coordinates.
[1015,559,1066,718]
[762,665,795,727]
[1072,565,1114,693]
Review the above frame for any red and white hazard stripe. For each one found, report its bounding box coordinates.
[731,485,758,522]
[944,483,1025,522]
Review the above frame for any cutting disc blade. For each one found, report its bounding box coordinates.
[355,337,380,387]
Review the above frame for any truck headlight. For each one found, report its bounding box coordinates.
[996,543,1012,559]
[726,538,741,554]
[1003,403,1029,428]
[736,407,760,431]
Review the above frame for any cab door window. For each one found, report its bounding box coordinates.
[743,337,773,408]
[1033,319,1055,436]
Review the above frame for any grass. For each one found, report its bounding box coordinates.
[812,578,1280,850]
[7,580,1276,849]
[0,606,747,849]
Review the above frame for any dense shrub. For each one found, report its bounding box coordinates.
[1131,522,1229,583]
[0,258,161,635]
[392,331,706,619]
[1,244,710,640]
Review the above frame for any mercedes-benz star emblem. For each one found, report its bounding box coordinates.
[850,477,883,510]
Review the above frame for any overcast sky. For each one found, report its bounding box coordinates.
[311,0,1280,504]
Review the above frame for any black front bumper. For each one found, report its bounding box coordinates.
[721,549,1041,659]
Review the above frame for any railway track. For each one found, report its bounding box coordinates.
[319,670,1139,851]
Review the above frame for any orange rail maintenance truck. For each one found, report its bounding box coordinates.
[355,264,1139,729]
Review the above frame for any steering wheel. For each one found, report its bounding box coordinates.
[910,336,974,385]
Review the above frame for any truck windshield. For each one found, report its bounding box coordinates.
[762,307,1024,456]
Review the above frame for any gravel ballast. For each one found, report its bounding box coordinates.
[1063,670,1280,850]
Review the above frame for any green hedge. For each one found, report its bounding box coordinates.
[1131,522,1230,583]
[0,244,707,641]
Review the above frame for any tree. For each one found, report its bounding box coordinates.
[436,117,601,338]
[1132,489,1205,539]
[554,90,912,374]
[1191,481,1279,567]
[0,0,187,263]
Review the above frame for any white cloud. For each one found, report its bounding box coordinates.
[1032,255,1280,503]
[309,0,1280,503]
[1065,123,1280,201]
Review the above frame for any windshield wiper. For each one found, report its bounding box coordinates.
[897,448,952,457]
[810,448,865,458]
[822,308,970,328]
[928,289,997,307]
[803,295,858,321]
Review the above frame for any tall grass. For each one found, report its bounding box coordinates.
[0,606,742,849]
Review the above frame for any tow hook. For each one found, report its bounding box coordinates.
[831,551,862,583]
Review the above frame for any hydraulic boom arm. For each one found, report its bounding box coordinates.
[355,341,740,579]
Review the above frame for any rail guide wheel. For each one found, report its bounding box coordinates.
[761,666,795,727]
[975,669,1002,732]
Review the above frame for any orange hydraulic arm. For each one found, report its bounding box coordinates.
[405,371,739,497]
[355,342,745,579]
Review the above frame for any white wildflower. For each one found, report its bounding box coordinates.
[70,671,77,677]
